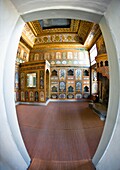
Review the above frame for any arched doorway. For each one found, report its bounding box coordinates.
[1,0,120,170]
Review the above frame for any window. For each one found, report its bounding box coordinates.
[105,60,108,66]
[90,44,97,65]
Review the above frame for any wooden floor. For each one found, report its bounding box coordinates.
[16,102,104,170]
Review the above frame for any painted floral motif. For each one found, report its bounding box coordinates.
[40,70,44,89]
[40,91,44,101]
[59,93,66,99]
[75,93,82,99]
[29,91,34,101]
[35,34,80,44]
[21,91,25,101]
[76,82,82,91]
[59,69,66,80]
[76,69,82,80]
[59,81,66,92]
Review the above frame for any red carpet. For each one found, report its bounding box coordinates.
[16,102,104,170]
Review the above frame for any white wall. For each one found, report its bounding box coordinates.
[93,0,120,169]
[0,0,30,170]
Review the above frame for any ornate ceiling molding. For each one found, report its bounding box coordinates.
[34,33,80,45]
[33,43,85,50]
[84,24,101,49]
[21,24,36,47]
[21,20,101,50]
[28,19,80,36]
[78,21,94,44]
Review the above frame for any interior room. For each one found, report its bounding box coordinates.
[14,18,108,170]
[15,19,109,107]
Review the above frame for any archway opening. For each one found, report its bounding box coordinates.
[15,17,107,170]
[2,1,119,170]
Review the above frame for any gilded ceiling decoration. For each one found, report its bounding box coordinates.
[22,24,36,47]
[22,18,101,50]
[96,35,106,55]
[77,21,94,44]
[34,33,80,45]
[28,19,80,35]
[84,24,101,48]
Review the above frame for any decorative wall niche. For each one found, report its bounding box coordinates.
[67,52,73,59]
[40,70,44,89]
[29,91,34,101]
[21,91,25,101]
[23,52,27,60]
[40,91,44,101]
[105,60,108,66]
[34,53,39,61]
[68,69,74,76]
[15,72,19,89]
[20,73,25,89]
[68,86,74,92]
[83,70,89,76]
[56,52,61,59]
[51,70,58,76]
[25,91,29,101]
[62,52,67,59]
[84,86,89,92]
[100,61,103,67]
[35,91,39,101]
[52,86,58,92]
[16,92,19,101]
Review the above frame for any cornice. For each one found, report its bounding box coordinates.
[33,43,85,50]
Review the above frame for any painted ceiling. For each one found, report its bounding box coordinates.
[25,18,101,49]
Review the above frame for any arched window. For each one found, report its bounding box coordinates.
[84,86,89,92]
[68,86,74,92]
[90,44,97,65]
[84,70,89,76]
[105,60,108,66]
[52,86,57,92]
